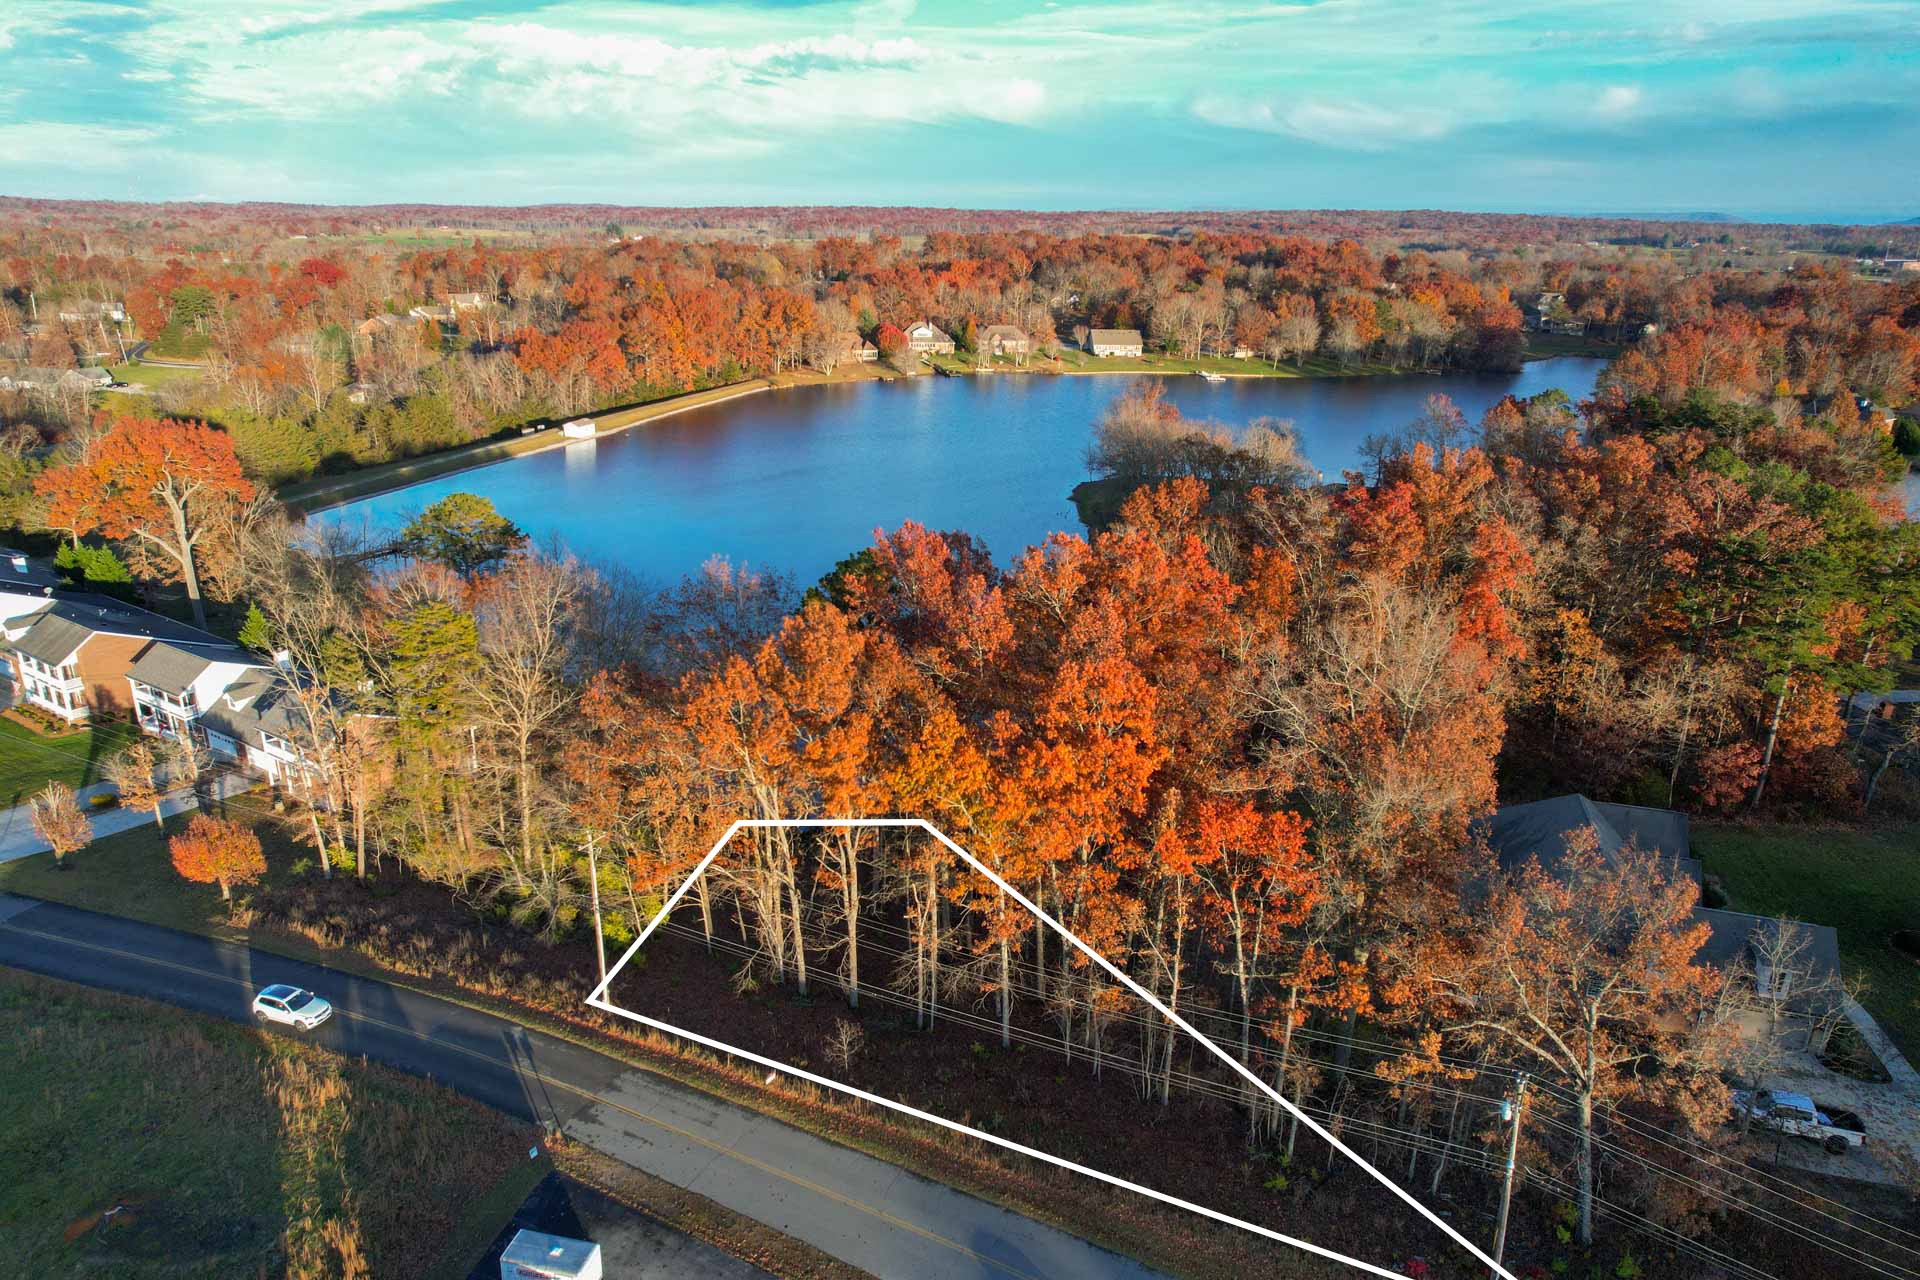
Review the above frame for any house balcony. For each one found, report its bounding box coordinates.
[18,675,88,721]
[133,699,194,741]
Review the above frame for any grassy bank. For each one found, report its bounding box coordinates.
[278,378,776,514]
[279,363,898,515]
[1696,820,1920,1064]
[110,361,206,388]
[0,967,531,1277]
[1520,332,1624,360]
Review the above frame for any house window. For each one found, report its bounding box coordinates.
[1755,956,1797,1001]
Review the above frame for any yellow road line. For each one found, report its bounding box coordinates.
[0,920,1042,1280]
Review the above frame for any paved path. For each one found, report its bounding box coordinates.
[0,895,1167,1280]
[0,773,255,863]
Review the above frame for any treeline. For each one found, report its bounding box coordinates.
[7,195,1919,251]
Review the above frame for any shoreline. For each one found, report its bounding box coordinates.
[284,378,785,514]
[288,348,1606,515]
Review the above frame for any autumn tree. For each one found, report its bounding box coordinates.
[1402,830,1732,1247]
[35,417,254,629]
[169,814,268,902]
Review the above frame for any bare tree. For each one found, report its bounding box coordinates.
[823,1018,866,1075]
[32,781,93,868]
[467,552,585,901]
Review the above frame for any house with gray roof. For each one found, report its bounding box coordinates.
[192,666,333,789]
[903,320,954,354]
[1484,794,1843,1022]
[125,639,267,742]
[1086,328,1145,357]
[0,594,265,724]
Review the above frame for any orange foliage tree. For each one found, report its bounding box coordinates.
[35,417,254,629]
[169,814,268,901]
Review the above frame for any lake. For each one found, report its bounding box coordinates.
[325,358,1609,586]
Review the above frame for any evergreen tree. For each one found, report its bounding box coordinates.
[400,493,527,577]
[54,542,135,601]
[237,602,272,653]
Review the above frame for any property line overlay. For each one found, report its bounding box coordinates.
[585,817,1519,1280]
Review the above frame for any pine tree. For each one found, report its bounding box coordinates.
[238,602,272,653]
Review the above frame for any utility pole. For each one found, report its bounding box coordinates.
[585,833,606,987]
[1491,1074,1528,1279]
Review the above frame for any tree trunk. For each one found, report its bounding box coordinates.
[168,499,209,631]
[785,855,809,996]
[1578,1088,1595,1246]
[1866,749,1897,812]
[998,935,1012,1050]
[1751,674,1791,810]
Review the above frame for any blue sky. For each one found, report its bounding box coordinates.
[2,0,1916,221]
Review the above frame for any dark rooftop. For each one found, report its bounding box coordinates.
[3,594,243,667]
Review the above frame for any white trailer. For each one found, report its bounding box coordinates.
[500,1229,602,1280]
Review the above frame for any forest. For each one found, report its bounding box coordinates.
[4,203,1920,1277]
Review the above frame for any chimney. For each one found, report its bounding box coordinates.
[272,648,293,671]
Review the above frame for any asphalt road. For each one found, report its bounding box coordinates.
[0,894,1167,1280]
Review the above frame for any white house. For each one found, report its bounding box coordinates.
[1,594,254,724]
[904,320,955,354]
[56,300,127,324]
[1086,328,1144,358]
[192,666,334,790]
[126,641,272,742]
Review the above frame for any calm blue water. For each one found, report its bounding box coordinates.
[324,359,1608,586]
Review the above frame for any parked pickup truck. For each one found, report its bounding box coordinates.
[1734,1088,1867,1155]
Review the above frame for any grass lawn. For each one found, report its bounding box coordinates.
[0,967,532,1278]
[0,714,142,807]
[1695,821,1920,1064]
[1044,348,1397,377]
[109,361,205,387]
[1521,331,1625,360]
[145,325,211,361]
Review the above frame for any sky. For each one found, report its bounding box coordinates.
[1,0,1916,222]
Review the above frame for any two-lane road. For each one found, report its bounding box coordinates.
[0,895,1167,1280]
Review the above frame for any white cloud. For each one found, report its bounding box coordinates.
[0,122,163,168]
[1193,93,1463,151]
[1593,84,1644,121]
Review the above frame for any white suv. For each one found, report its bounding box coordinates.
[251,984,334,1031]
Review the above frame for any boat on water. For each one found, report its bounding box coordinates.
[1198,370,1228,382]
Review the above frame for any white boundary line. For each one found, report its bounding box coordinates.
[586,817,1518,1280]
